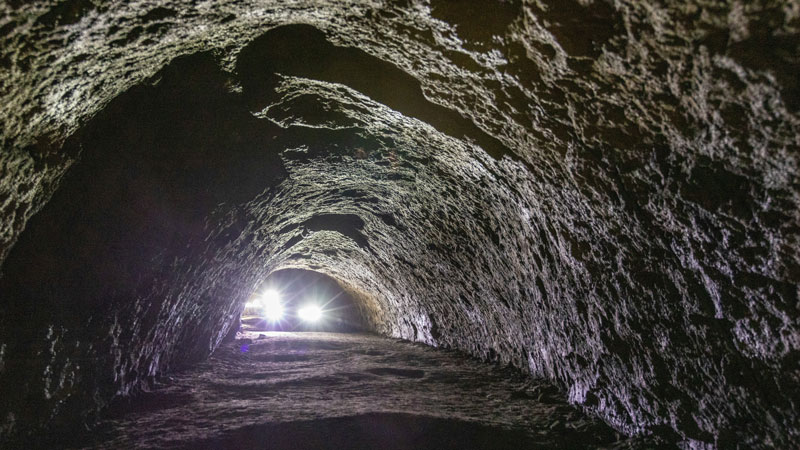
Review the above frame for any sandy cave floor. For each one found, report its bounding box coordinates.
[71,330,667,449]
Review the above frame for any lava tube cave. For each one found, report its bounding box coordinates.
[0,1,799,448]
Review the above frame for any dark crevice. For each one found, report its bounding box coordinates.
[302,213,369,249]
[237,24,524,166]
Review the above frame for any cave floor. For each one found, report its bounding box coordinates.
[74,331,656,449]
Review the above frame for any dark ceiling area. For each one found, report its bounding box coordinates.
[0,0,798,448]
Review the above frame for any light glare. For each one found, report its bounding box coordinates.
[261,289,284,322]
[298,304,323,322]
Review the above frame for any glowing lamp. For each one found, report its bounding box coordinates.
[260,289,284,322]
[298,304,323,322]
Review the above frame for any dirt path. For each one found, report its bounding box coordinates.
[74,332,663,449]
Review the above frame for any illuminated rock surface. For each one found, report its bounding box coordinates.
[0,1,798,448]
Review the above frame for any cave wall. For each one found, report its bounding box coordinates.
[1,1,799,448]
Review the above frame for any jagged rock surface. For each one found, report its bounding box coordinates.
[79,331,655,449]
[0,1,798,448]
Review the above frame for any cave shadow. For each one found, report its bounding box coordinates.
[236,24,517,163]
[181,413,551,450]
[0,53,285,326]
[0,51,287,438]
[0,50,286,328]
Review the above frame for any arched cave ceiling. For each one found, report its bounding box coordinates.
[0,0,799,448]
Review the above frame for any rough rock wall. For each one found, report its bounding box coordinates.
[1,1,798,448]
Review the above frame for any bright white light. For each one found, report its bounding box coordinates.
[298,304,323,322]
[260,289,284,322]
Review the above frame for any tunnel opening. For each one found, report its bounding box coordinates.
[241,269,365,333]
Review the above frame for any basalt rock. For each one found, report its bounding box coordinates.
[0,1,798,448]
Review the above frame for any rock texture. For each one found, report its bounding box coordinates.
[0,0,798,448]
[76,331,659,449]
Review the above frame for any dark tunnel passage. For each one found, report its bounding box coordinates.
[1,1,799,449]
